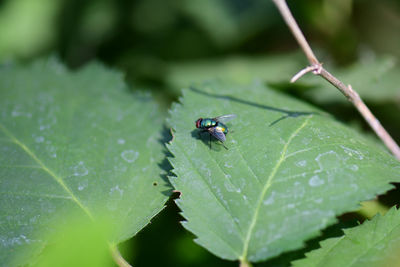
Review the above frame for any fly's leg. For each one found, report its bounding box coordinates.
[220,142,228,150]
[209,134,212,149]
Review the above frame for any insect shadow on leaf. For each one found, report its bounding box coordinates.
[189,86,318,127]
[191,129,227,151]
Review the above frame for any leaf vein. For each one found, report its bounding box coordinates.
[240,116,311,261]
[234,145,262,185]
[0,122,94,220]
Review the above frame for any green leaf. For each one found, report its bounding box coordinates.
[166,82,400,263]
[292,207,400,267]
[0,58,171,266]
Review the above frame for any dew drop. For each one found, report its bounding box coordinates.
[121,150,139,163]
[110,185,124,196]
[224,162,233,168]
[350,164,359,171]
[73,161,89,176]
[296,160,307,167]
[78,179,88,191]
[263,192,276,205]
[308,175,324,187]
[314,198,323,204]
[117,138,125,145]
[224,181,235,192]
[35,136,44,143]
[340,145,364,160]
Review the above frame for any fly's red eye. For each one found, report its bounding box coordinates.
[195,118,202,128]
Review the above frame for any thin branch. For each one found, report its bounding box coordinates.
[272,0,400,160]
[291,65,319,83]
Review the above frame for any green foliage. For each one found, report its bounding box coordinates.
[166,52,306,93]
[0,58,170,266]
[179,0,276,47]
[166,82,400,263]
[292,207,400,267]
[0,0,61,60]
[166,54,400,106]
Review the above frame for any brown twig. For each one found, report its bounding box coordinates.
[272,0,400,160]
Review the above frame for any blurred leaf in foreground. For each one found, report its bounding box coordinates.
[0,58,171,266]
[167,81,400,264]
[33,215,113,267]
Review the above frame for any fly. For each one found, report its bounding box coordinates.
[195,114,236,149]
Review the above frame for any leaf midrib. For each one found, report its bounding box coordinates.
[240,116,311,261]
[0,122,94,220]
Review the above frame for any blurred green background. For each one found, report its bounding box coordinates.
[1,0,400,266]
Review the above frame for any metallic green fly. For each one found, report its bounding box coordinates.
[195,114,236,149]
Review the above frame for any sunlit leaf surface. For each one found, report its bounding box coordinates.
[167,81,400,263]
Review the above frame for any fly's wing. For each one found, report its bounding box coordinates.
[214,114,237,123]
[208,127,226,142]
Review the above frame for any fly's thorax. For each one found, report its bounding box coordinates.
[201,118,217,128]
